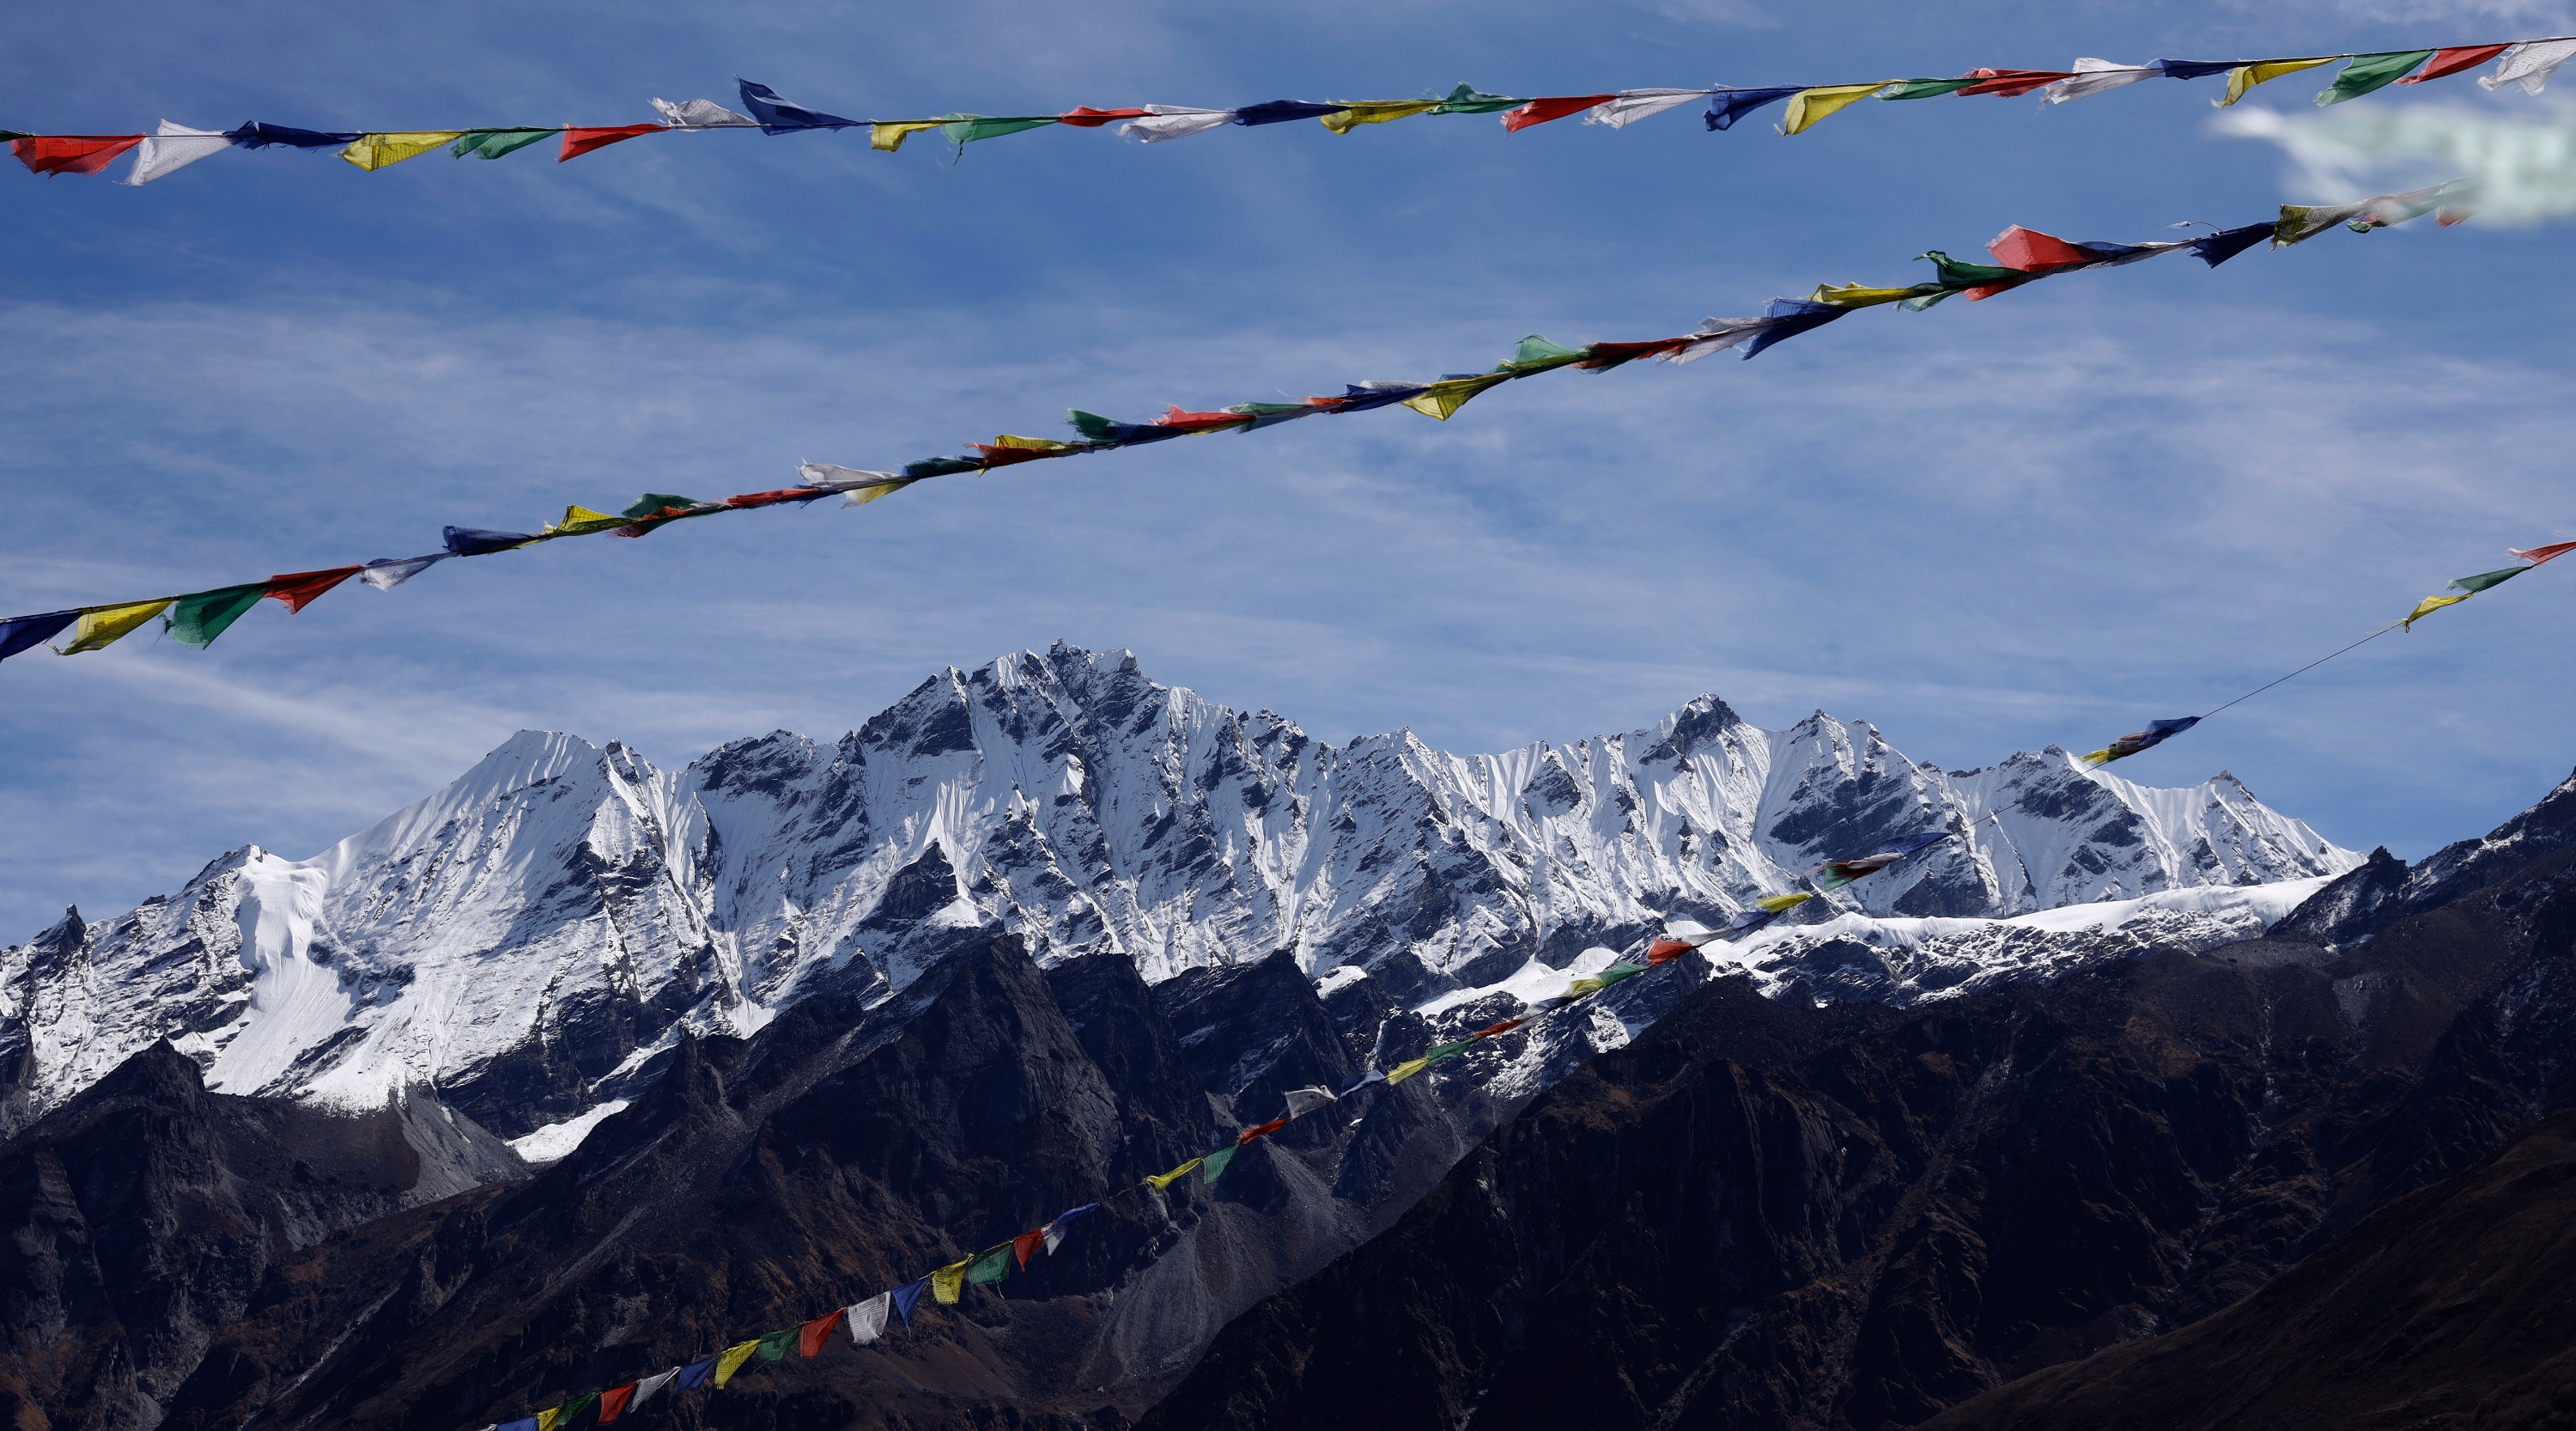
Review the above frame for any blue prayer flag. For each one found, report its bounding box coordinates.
[737,81,861,132]
[1231,100,1341,125]
[674,1357,717,1391]
[0,611,78,663]
[1741,298,1847,360]
[2153,59,2243,80]
[228,122,361,149]
[1704,86,1802,131]
[2189,222,2273,267]
[441,527,539,557]
[889,1277,929,1325]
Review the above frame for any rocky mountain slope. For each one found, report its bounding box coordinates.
[0,643,2355,1144]
[1139,769,2576,1431]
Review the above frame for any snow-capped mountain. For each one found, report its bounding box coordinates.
[0,642,2357,1139]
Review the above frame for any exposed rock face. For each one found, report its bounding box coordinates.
[1139,769,2576,1431]
[0,645,2354,1142]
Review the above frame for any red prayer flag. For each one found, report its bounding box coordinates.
[14,135,145,176]
[1059,107,1149,126]
[1153,405,1255,432]
[722,486,826,508]
[1473,1017,1527,1038]
[1013,1228,1047,1266]
[1956,68,2076,97]
[969,444,1068,469]
[595,1385,637,1425]
[561,125,662,161]
[2509,540,2576,567]
[798,1308,843,1358]
[2397,45,2510,84]
[1237,1117,1291,1144]
[1985,225,2098,273]
[262,567,363,613]
[1577,338,1692,368]
[1644,938,1696,964]
[1502,94,1617,131]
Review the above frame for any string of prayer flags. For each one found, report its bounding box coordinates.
[2403,562,2530,627]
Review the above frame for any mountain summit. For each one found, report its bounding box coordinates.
[0,643,2353,1140]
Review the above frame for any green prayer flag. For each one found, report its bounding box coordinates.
[755,1327,797,1362]
[1595,961,1649,988]
[1425,1039,1475,1062]
[621,492,706,518]
[1495,334,1592,376]
[1918,250,2028,290]
[451,128,558,159]
[166,583,268,649]
[1429,82,1522,114]
[2449,565,2529,594]
[561,1393,598,1422]
[941,113,1057,144]
[967,1244,1015,1284]
[1878,77,1978,100]
[1201,1143,1240,1183]
[2317,51,2437,106]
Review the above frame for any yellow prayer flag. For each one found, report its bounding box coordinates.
[340,132,466,170]
[535,1408,562,1431]
[1781,83,1897,136]
[1755,892,1814,914]
[1320,100,1442,134]
[1384,1057,1435,1085]
[2216,58,2334,107]
[1810,282,1921,308]
[712,1339,762,1387]
[871,121,943,152]
[930,1258,972,1303]
[58,600,173,655]
[989,435,1079,452]
[544,505,628,537]
[1400,375,1509,421]
[1145,1158,1205,1190]
[2402,593,2468,629]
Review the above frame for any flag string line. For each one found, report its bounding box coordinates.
[18,40,2576,185]
[463,831,1946,1431]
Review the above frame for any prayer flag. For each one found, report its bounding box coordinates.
[846,1292,890,1343]
[629,1368,680,1409]
[2482,39,2576,94]
[1504,94,1616,131]
[1400,374,1509,419]
[125,121,234,186]
[2399,45,2510,85]
[2188,222,2274,267]
[1474,1017,1527,1037]
[561,1394,596,1424]
[1225,400,1330,429]
[228,122,360,149]
[1154,405,1257,433]
[1118,107,1235,142]
[2216,58,2334,107]
[1333,381,1429,412]
[1059,107,1149,126]
[674,1358,717,1391]
[1741,297,1846,358]
[500,1419,536,1431]
[360,553,449,589]
[1875,78,1978,101]
[1238,1117,1290,1143]
[942,113,1058,145]
[798,1309,843,1357]
[1987,226,2105,273]
[1384,1057,1434,1085]
[738,81,860,131]
[1146,1158,1204,1190]
[1595,960,1648,988]
[755,1328,796,1361]
[870,121,943,152]
[2508,540,2576,566]
[1667,316,1774,363]
[1424,1039,1475,1062]
[931,1258,971,1303]
[14,136,147,175]
[0,612,80,663]
[595,1385,635,1426]
[341,133,465,169]
[1781,83,1897,134]
[1429,83,1521,114]
[2154,59,2244,81]
[1703,85,1804,129]
[1495,334,1593,375]
[1340,1067,1387,1096]
[1066,410,1188,444]
[1756,891,1815,913]
[1320,100,1442,133]
[902,456,984,477]
[544,506,629,537]
[1957,69,2077,97]
[262,567,361,612]
[650,98,758,128]
[2449,565,2529,594]
[712,1339,761,1387]
[166,583,269,649]
[1815,854,1902,889]
[1811,281,1941,308]
[1042,1203,1096,1254]
[2403,593,2467,629]
[562,125,660,160]
[1283,1086,1337,1117]
[1919,250,2033,300]
[2082,716,2202,764]
[2046,60,2160,104]
[452,128,558,159]
[443,526,541,557]
[1717,906,1784,938]
[1577,338,1693,369]
[1232,100,1341,125]
[1584,89,1712,128]
[1201,1143,1240,1182]
[1013,1228,1047,1267]
[722,486,829,508]
[535,1405,563,1431]
[1645,938,1696,963]
[889,1278,927,1325]
[2318,51,2438,104]
[58,600,173,655]
[967,1245,1014,1284]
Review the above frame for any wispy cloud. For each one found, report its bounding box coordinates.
[2216,99,2576,222]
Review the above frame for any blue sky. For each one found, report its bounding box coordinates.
[7,0,2575,939]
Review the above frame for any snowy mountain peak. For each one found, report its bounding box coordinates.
[2,645,2357,1138]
